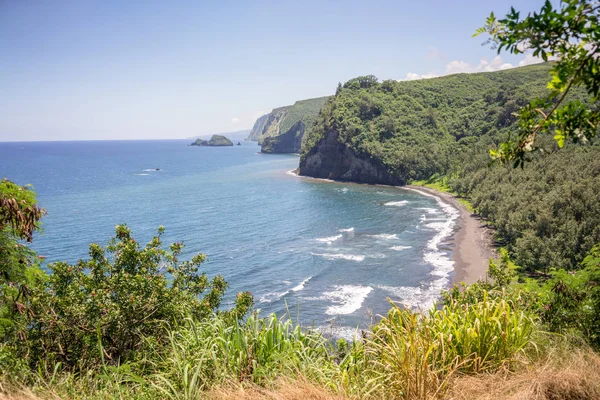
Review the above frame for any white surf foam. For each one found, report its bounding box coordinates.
[259,290,290,303]
[367,233,398,240]
[142,168,159,172]
[323,285,372,315]
[416,207,439,214]
[384,200,409,207]
[135,173,150,176]
[312,253,365,262]
[291,276,312,292]
[381,187,460,309]
[315,234,343,244]
[338,227,355,232]
[390,245,412,251]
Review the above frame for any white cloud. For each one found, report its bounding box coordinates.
[399,52,548,82]
[231,117,240,124]
[403,71,439,81]
[446,56,514,74]
[519,52,544,66]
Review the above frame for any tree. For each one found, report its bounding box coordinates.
[0,179,46,343]
[476,0,600,167]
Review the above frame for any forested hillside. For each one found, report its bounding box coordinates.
[299,63,599,272]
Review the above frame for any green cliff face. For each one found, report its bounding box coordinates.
[247,97,330,153]
[299,64,556,184]
[191,134,234,147]
[247,114,269,141]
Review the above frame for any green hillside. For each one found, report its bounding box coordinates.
[302,64,558,180]
[248,96,330,153]
[300,63,599,272]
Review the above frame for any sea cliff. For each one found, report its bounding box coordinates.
[246,97,329,153]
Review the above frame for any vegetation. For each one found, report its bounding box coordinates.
[278,97,330,138]
[252,97,330,153]
[2,3,600,399]
[476,0,600,165]
[301,63,599,272]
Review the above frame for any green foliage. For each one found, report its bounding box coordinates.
[302,64,556,183]
[358,294,536,398]
[278,97,329,137]
[534,243,600,348]
[477,0,600,165]
[450,145,600,272]
[191,135,233,146]
[147,313,337,397]
[0,179,46,348]
[21,225,253,371]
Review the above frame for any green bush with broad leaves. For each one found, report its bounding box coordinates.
[19,225,253,372]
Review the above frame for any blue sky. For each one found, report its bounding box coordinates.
[0,0,546,141]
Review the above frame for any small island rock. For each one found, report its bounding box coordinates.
[190,134,234,147]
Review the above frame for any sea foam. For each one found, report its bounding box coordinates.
[367,233,398,240]
[312,253,365,262]
[384,200,409,207]
[390,245,412,251]
[384,188,460,309]
[315,234,343,244]
[291,276,312,292]
[324,285,372,315]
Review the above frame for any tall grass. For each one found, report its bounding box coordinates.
[0,292,543,399]
[147,313,340,399]
[360,293,536,398]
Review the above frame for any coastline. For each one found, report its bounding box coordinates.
[405,185,496,285]
[288,169,496,286]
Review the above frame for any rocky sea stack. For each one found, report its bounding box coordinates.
[191,134,234,147]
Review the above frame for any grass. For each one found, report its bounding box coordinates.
[411,176,475,213]
[2,291,598,400]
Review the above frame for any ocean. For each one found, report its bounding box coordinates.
[0,140,458,337]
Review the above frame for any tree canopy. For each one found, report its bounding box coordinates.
[476,0,600,166]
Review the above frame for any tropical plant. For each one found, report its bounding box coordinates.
[22,225,253,371]
[476,0,600,166]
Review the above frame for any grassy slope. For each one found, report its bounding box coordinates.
[279,96,330,136]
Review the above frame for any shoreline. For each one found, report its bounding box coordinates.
[405,185,496,285]
[288,169,495,286]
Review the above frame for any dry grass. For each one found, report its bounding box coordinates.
[448,347,600,400]
[207,378,349,400]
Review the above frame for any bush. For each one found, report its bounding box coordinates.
[21,225,253,371]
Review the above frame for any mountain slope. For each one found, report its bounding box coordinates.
[299,63,599,272]
[299,64,554,184]
[246,97,330,153]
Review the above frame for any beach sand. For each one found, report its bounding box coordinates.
[405,185,496,285]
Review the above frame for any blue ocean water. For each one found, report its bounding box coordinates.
[0,140,458,336]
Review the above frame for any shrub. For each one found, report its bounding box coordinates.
[22,225,253,371]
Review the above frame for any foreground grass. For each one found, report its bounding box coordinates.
[2,293,572,399]
[3,347,600,400]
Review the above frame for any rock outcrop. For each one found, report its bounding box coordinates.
[247,114,269,141]
[191,134,233,147]
[261,121,305,154]
[298,131,404,185]
[246,97,330,154]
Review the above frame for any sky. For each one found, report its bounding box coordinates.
[0,0,547,142]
